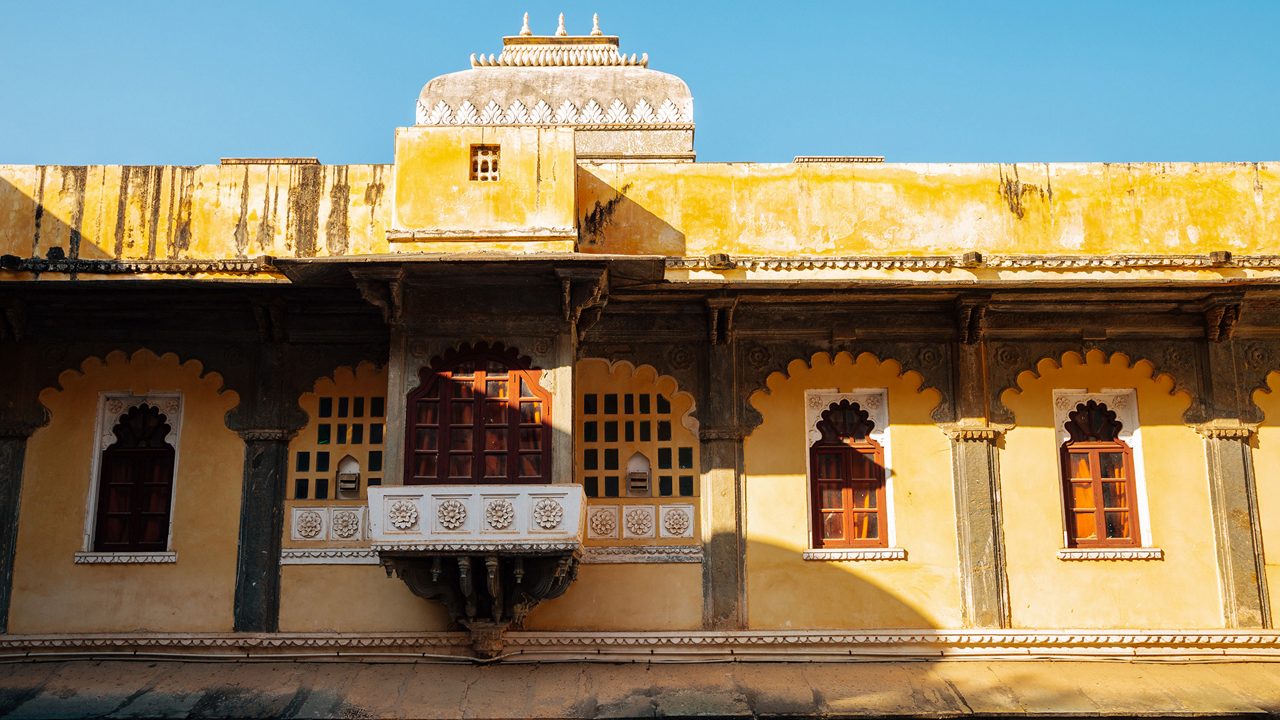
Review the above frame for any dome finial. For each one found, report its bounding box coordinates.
[555,12,567,36]
[591,13,602,36]
[519,12,532,36]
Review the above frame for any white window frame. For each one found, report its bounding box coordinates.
[77,391,184,562]
[802,388,903,560]
[1052,388,1157,553]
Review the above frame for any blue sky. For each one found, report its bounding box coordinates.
[2,1,1277,165]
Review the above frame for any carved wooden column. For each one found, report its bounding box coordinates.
[701,297,745,629]
[0,422,37,634]
[1196,420,1268,628]
[944,299,1011,628]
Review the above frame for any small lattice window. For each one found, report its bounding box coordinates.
[289,366,387,502]
[470,145,500,182]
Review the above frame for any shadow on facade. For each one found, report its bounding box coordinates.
[576,167,686,255]
[0,172,116,262]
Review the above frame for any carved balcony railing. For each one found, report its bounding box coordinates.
[368,485,584,656]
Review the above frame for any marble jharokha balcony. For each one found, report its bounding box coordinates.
[368,485,586,655]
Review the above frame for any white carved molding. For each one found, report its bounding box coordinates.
[368,485,584,550]
[289,506,368,543]
[1052,389,1154,548]
[1057,547,1165,561]
[73,552,177,565]
[658,505,695,539]
[802,548,907,562]
[280,548,379,565]
[83,391,185,553]
[415,97,693,126]
[582,545,703,564]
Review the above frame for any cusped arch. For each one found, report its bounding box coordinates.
[39,349,239,421]
[575,358,699,436]
[748,351,943,430]
[1252,371,1280,425]
[1000,349,1192,425]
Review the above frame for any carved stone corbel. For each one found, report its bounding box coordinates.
[356,274,404,324]
[706,297,738,345]
[556,267,609,341]
[957,299,988,345]
[1205,297,1244,343]
[939,421,1013,443]
[1194,419,1258,441]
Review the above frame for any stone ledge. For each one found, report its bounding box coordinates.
[803,548,907,562]
[280,548,379,565]
[72,552,177,565]
[581,545,702,564]
[1057,547,1164,561]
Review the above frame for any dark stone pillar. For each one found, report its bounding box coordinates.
[701,299,745,629]
[232,429,291,632]
[0,425,34,634]
[1198,421,1269,628]
[946,312,1011,628]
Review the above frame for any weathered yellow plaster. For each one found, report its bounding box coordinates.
[10,350,241,633]
[524,564,703,630]
[392,126,576,244]
[744,352,960,629]
[1000,350,1221,629]
[578,162,1280,258]
[1251,372,1280,629]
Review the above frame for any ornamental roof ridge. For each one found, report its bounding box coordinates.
[470,13,648,68]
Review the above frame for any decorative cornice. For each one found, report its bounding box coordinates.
[793,156,885,164]
[415,98,690,127]
[803,547,906,561]
[73,552,177,565]
[1,256,273,275]
[939,422,1012,443]
[1057,547,1165,561]
[374,541,581,555]
[5,630,1280,662]
[280,548,378,565]
[582,545,703,564]
[665,254,1280,272]
[1194,419,1259,440]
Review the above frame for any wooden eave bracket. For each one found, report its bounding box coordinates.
[706,296,738,345]
[1204,295,1244,342]
[956,298,989,345]
[355,272,405,324]
[556,266,609,340]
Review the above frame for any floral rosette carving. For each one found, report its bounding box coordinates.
[485,499,515,530]
[331,510,361,539]
[624,508,654,536]
[663,508,691,537]
[532,499,564,529]
[295,510,324,539]
[437,499,468,530]
[387,499,419,530]
[588,509,617,537]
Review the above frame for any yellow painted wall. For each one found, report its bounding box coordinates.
[10,350,241,633]
[1252,372,1280,629]
[392,126,576,249]
[279,565,451,632]
[525,564,704,630]
[744,352,960,629]
[1000,350,1221,629]
[579,162,1280,258]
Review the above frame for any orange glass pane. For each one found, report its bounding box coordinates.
[848,453,868,476]
[415,427,437,451]
[820,486,843,510]
[519,454,541,477]
[141,518,165,544]
[852,486,877,509]
[520,378,534,398]
[1102,481,1128,509]
[1099,452,1125,479]
[414,454,437,477]
[1105,511,1131,539]
[484,455,507,477]
[484,429,506,451]
[1070,453,1091,480]
[448,455,472,477]
[822,512,844,539]
[815,454,841,480]
[519,427,541,450]
[520,402,542,424]
[451,380,473,398]
[852,512,879,539]
[483,401,507,425]
[1070,482,1094,509]
[450,428,473,451]
[415,402,439,425]
[1072,511,1097,540]
[485,379,508,399]
[450,402,474,424]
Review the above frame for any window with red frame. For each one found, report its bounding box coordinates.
[93,403,175,552]
[809,399,886,549]
[405,343,552,485]
[1060,400,1140,547]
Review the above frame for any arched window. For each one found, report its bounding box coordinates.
[93,404,176,552]
[809,399,886,549]
[1060,400,1140,547]
[405,343,552,485]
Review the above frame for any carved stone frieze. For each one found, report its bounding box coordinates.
[1194,419,1258,441]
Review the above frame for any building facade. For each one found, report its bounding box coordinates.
[2,16,1280,716]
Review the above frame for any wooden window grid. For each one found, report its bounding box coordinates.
[289,393,386,501]
[577,390,698,500]
[808,400,887,549]
[93,403,175,553]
